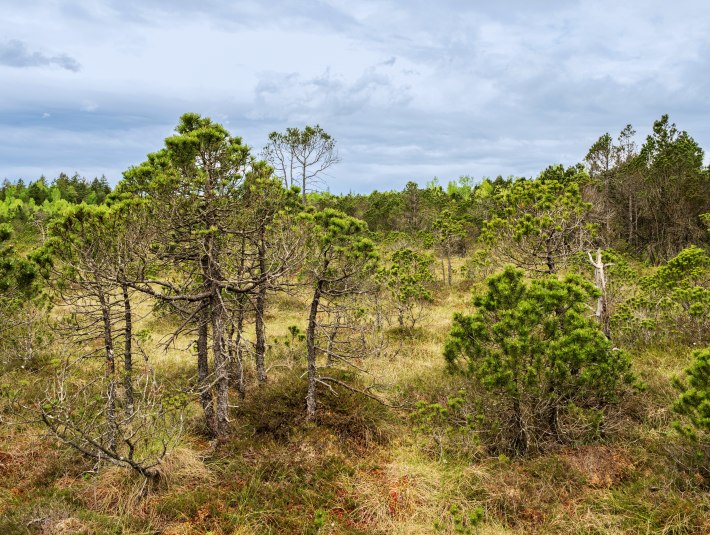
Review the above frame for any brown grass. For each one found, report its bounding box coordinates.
[3,256,710,533]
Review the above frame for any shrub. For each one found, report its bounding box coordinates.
[613,246,710,345]
[444,266,635,454]
[673,346,710,446]
[381,247,435,330]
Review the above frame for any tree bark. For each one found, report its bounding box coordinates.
[446,243,453,287]
[512,394,527,455]
[254,233,268,384]
[325,323,338,367]
[98,291,117,451]
[228,299,246,399]
[588,249,612,338]
[197,303,217,437]
[545,237,556,274]
[211,293,229,439]
[306,280,324,418]
[121,281,134,417]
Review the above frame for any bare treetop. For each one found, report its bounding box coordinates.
[263,125,340,203]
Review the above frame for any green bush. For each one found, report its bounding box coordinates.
[673,346,710,445]
[444,266,635,454]
[613,246,710,345]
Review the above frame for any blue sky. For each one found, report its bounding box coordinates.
[1,0,709,193]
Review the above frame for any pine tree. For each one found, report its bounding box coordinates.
[444,266,634,454]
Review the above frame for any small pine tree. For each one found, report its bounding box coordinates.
[382,247,434,330]
[301,208,379,418]
[481,177,595,275]
[613,246,710,345]
[673,347,710,445]
[444,266,635,454]
[432,209,466,286]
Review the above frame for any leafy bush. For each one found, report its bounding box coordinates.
[673,346,710,446]
[613,246,710,345]
[411,389,482,461]
[481,175,595,275]
[444,266,635,454]
[381,247,435,330]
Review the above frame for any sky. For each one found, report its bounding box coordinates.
[1,0,709,193]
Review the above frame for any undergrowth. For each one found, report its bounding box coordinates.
[1,295,708,534]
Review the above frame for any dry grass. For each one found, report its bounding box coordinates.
[3,260,710,533]
[343,441,513,534]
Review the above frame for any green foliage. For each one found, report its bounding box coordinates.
[585,115,710,261]
[432,208,468,285]
[613,246,710,344]
[538,162,589,185]
[361,189,404,231]
[1,174,110,209]
[461,248,495,282]
[121,112,253,199]
[432,209,467,245]
[381,247,434,330]
[444,266,635,454]
[449,503,484,534]
[301,208,379,290]
[481,176,595,274]
[673,347,710,444]
[412,389,481,461]
[0,223,37,295]
[0,221,47,371]
[701,213,710,233]
[646,245,710,290]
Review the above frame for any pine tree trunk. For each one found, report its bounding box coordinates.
[121,281,134,417]
[589,249,611,338]
[254,235,268,384]
[98,292,117,452]
[232,238,247,398]
[326,325,338,367]
[446,244,453,287]
[512,395,527,455]
[211,293,230,439]
[306,281,323,419]
[545,238,556,274]
[197,303,217,437]
[231,297,246,399]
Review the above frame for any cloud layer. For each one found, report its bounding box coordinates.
[0,39,81,71]
[1,0,709,192]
